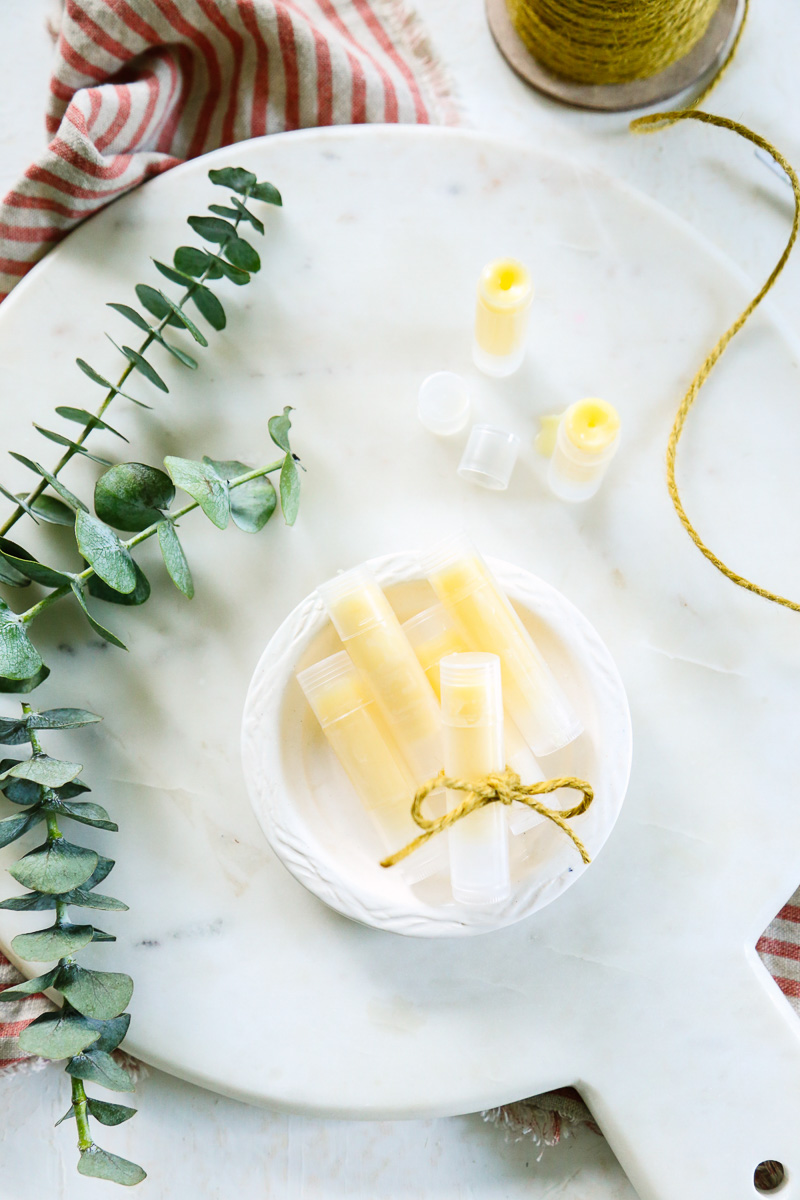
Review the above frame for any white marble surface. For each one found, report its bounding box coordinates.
[2,2,800,1198]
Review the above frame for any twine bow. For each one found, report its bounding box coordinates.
[380,768,594,869]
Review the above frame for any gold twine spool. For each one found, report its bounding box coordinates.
[508,0,721,86]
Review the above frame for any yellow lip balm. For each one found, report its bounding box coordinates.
[318,568,443,785]
[403,603,547,835]
[440,653,510,906]
[473,258,533,378]
[547,397,620,502]
[425,536,582,758]
[297,651,444,884]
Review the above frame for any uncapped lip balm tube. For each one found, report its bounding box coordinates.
[297,652,443,884]
[403,603,546,835]
[440,653,510,906]
[318,568,443,786]
[473,258,533,378]
[547,398,620,503]
[424,536,582,757]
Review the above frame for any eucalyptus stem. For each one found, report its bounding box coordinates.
[71,1078,93,1152]
[0,197,252,540]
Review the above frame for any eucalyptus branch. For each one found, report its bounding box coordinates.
[0,177,265,540]
[0,165,298,1186]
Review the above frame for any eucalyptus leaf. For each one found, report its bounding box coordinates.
[83,1011,131,1053]
[12,922,94,961]
[18,1010,100,1060]
[0,809,42,847]
[81,854,115,891]
[55,407,128,442]
[33,426,111,466]
[203,458,276,533]
[91,928,117,942]
[0,600,44,681]
[227,195,264,234]
[157,520,194,598]
[153,259,195,286]
[54,800,118,832]
[22,493,76,525]
[251,180,282,205]
[107,302,152,333]
[95,462,175,532]
[0,482,39,524]
[190,285,226,331]
[268,406,294,455]
[58,963,133,1020]
[57,888,128,912]
[70,582,128,650]
[78,1145,146,1186]
[0,967,59,1001]
[0,891,58,911]
[106,337,169,393]
[0,538,73,588]
[173,245,211,277]
[156,338,198,370]
[88,561,151,608]
[0,664,50,694]
[9,453,88,512]
[188,214,236,244]
[87,1098,138,1126]
[134,282,181,327]
[224,236,260,273]
[9,838,98,894]
[75,510,137,594]
[0,552,30,587]
[208,166,257,193]
[75,358,152,409]
[67,1046,135,1092]
[29,708,101,732]
[208,203,239,219]
[280,454,301,526]
[0,716,29,744]
[0,755,83,788]
[207,254,249,285]
[153,292,208,346]
[164,456,230,529]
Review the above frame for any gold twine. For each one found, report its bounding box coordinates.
[508,0,800,614]
[380,768,594,869]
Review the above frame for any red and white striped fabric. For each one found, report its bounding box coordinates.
[0,0,457,302]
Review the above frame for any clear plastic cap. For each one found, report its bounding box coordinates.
[297,651,368,726]
[417,372,470,436]
[317,567,389,640]
[439,652,503,728]
[458,425,520,491]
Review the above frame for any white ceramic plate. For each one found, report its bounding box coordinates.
[242,551,632,936]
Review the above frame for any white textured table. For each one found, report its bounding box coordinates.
[3,2,800,1198]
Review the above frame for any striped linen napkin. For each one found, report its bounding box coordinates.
[2,2,800,1164]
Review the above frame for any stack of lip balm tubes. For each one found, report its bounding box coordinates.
[297,535,583,907]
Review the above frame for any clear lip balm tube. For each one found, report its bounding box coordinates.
[318,568,444,785]
[547,398,620,503]
[440,653,510,906]
[402,603,546,835]
[424,536,583,757]
[297,652,444,884]
[473,258,533,378]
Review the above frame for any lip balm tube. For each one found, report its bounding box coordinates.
[424,536,582,757]
[440,653,510,906]
[403,604,547,836]
[318,568,443,785]
[547,398,620,503]
[297,652,444,884]
[473,258,533,378]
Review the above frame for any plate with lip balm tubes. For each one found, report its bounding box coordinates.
[242,534,632,937]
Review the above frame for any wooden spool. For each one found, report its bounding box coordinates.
[485,0,744,112]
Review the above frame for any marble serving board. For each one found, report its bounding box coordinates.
[1,127,800,1200]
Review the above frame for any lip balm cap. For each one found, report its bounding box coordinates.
[417,372,471,436]
[297,651,367,725]
[318,567,387,639]
[458,425,520,491]
[439,652,503,728]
